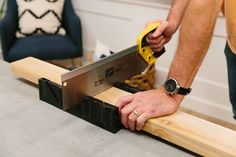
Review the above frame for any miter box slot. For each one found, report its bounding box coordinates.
[67,96,123,133]
[113,82,142,93]
[39,78,63,109]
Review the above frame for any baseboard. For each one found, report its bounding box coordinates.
[155,66,236,125]
[182,95,236,124]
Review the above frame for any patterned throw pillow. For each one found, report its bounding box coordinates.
[16,0,66,37]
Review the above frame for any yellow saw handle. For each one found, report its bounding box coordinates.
[137,22,165,65]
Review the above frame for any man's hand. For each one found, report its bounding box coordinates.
[116,87,180,131]
[146,20,177,52]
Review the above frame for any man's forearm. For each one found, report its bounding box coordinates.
[167,0,190,32]
[168,0,223,103]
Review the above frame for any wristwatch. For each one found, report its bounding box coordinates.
[164,78,192,95]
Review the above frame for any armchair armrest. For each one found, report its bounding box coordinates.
[62,0,83,56]
[0,0,18,61]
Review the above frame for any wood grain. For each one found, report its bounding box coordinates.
[11,57,69,85]
[95,87,236,157]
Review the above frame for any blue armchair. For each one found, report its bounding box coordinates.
[0,0,83,62]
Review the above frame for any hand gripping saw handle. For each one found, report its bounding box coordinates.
[137,22,166,65]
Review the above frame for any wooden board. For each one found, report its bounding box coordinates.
[11,57,69,85]
[11,57,236,157]
[95,88,236,157]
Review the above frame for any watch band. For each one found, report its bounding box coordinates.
[178,87,192,95]
[164,78,192,96]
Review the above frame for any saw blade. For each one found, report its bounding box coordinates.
[61,45,148,110]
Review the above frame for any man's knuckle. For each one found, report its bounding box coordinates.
[128,116,135,123]
[150,110,156,115]
[136,118,144,124]
[121,109,128,116]
[118,97,124,103]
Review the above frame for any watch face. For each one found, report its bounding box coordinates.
[164,79,177,93]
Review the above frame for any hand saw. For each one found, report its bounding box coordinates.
[61,22,165,110]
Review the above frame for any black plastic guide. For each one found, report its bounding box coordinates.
[67,97,122,133]
[38,78,139,133]
[113,82,142,94]
[39,78,63,109]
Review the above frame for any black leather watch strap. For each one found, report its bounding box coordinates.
[178,87,192,95]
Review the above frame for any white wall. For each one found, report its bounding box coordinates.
[73,0,235,124]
